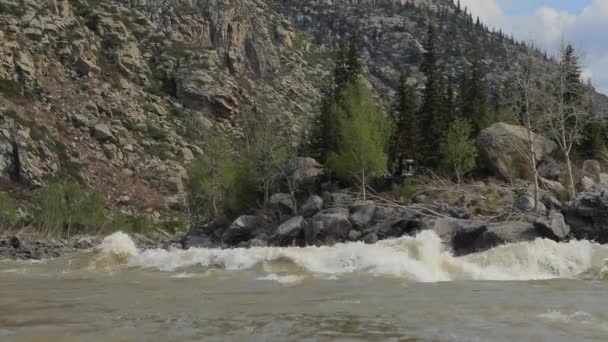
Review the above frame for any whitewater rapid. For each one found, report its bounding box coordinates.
[96,231,608,283]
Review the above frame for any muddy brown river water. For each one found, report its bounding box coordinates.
[2,231,608,341]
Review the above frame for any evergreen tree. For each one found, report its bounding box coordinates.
[461,38,490,133]
[314,34,363,162]
[393,72,418,160]
[417,21,445,167]
[328,78,393,200]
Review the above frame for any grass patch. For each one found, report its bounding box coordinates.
[0,78,22,97]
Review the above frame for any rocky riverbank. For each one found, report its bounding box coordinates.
[3,187,608,261]
[171,187,606,257]
[0,235,97,260]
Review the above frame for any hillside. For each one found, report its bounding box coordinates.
[0,0,599,226]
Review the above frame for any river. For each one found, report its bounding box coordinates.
[2,231,608,341]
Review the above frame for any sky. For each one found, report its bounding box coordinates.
[459,0,608,95]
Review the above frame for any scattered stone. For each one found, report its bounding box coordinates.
[514,194,546,213]
[582,160,601,182]
[305,208,352,245]
[563,189,608,243]
[268,193,296,216]
[300,195,323,218]
[533,211,571,241]
[348,230,362,241]
[91,123,115,142]
[221,215,260,245]
[349,204,377,228]
[273,216,306,245]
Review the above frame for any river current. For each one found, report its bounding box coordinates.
[2,231,608,341]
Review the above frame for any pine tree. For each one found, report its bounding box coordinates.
[461,37,490,133]
[314,35,363,162]
[417,21,445,168]
[393,72,418,160]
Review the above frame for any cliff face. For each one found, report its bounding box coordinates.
[0,0,324,215]
[0,0,590,218]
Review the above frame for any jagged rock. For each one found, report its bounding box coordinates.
[578,176,596,192]
[477,123,557,180]
[540,177,567,197]
[542,192,563,211]
[273,216,306,245]
[75,56,100,77]
[479,222,540,248]
[533,211,571,241]
[538,158,561,181]
[368,216,423,239]
[582,160,601,182]
[348,230,363,241]
[325,192,355,208]
[563,189,608,243]
[349,204,377,228]
[300,195,323,218]
[361,232,379,244]
[221,215,260,245]
[515,194,546,213]
[293,157,323,182]
[91,124,115,142]
[268,193,296,216]
[185,234,215,249]
[430,218,487,255]
[305,208,352,245]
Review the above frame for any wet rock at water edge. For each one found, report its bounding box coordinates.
[221,215,261,245]
[563,189,608,243]
[273,216,306,245]
[300,195,323,218]
[305,208,352,245]
[533,211,571,241]
[268,193,296,216]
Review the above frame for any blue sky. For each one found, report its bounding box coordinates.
[498,0,588,16]
[461,0,608,95]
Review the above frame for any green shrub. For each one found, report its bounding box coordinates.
[31,183,68,234]
[439,118,478,183]
[131,214,154,234]
[0,78,22,97]
[160,216,188,234]
[106,211,132,233]
[0,192,19,227]
[31,182,107,236]
[145,120,168,141]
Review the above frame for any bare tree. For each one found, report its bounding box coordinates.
[505,44,547,211]
[540,42,601,199]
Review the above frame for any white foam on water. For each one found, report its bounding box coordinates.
[257,274,305,285]
[97,230,608,282]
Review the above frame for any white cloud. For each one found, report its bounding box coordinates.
[461,0,608,95]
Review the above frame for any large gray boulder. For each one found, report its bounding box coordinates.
[514,194,547,213]
[429,218,541,255]
[349,204,378,228]
[477,123,557,180]
[305,208,352,245]
[221,215,260,245]
[300,195,323,218]
[273,216,306,245]
[268,193,296,216]
[91,123,115,142]
[563,189,608,243]
[533,211,571,241]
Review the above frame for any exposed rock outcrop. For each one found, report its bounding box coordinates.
[477,123,557,180]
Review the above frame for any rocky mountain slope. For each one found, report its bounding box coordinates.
[0,0,603,222]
